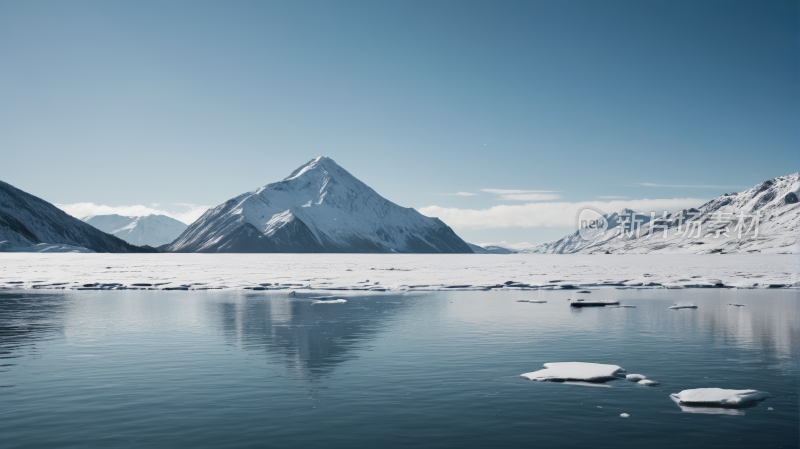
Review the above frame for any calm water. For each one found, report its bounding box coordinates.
[1,288,798,448]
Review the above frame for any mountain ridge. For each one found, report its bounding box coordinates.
[524,173,799,254]
[0,180,157,253]
[83,214,188,247]
[166,157,473,253]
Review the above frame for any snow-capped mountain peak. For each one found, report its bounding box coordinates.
[526,173,800,255]
[167,157,472,253]
[83,214,188,247]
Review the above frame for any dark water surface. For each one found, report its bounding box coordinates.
[0,289,798,448]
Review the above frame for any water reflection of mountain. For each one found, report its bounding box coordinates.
[208,292,408,377]
[0,292,66,375]
[591,289,800,359]
[699,291,800,360]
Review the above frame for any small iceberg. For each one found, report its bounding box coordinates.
[669,302,697,309]
[570,300,619,308]
[520,362,626,382]
[313,299,347,304]
[670,388,769,407]
[638,379,659,386]
[626,374,646,382]
[620,413,630,418]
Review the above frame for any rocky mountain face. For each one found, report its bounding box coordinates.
[526,173,799,254]
[165,157,473,253]
[0,181,156,253]
[83,214,188,247]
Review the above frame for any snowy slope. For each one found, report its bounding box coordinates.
[166,157,473,253]
[0,180,156,253]
[467,243,518,254]
[84,214,187,247]
[526,173,800,254]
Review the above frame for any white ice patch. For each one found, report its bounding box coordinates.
[520,362,626,382]
[670,388,769,407]
[0,253,797,293]
[312,299,347,304]
[620,413,630,418]
[638,379,659,386]
[626,374,646,381]
[669,302,697,309]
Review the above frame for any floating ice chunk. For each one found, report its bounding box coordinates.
[669,302,697,309]
[620,413,630,418]
[520,362,626,382]
[626,374,646,382]
[570,300,619,308]
[312,299,347,304]
[638,379,659,386]
[669,396,745,415]
[670,388,769,407]
[561,381,612,388]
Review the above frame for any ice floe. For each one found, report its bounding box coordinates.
[626,374,646,381]
[0,253,797,292]
[668,302,697,309]
[312,299,347,304]
[670,388,769,407]
[620,413,630,418]
[520,362,626,382]
[638,379,659,386]
[570,300,619,308]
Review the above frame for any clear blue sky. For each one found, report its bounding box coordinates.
[1,1,797,244]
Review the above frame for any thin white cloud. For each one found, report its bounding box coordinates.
[57,203,211,225]
[481,189,558,194]
[419,198,706,230]
[174,206,212,224]
[636,183,744,189]
[481,189,561,201]
[433,192,478,196]
[598,195,628,199]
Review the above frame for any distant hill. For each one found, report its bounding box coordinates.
[83,214,187,247]
[166,157,473,253]
[0,180,157,253]
[525,173,799,254]
[467,243,518,254]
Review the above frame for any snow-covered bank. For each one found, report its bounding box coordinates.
[0,253,797,292]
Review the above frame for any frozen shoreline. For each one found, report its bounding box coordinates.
[0,253,797,292]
